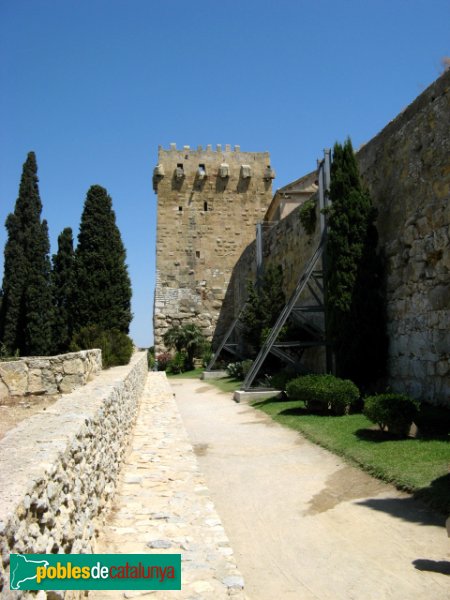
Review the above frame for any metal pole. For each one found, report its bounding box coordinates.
[322,148,333,373]
[256,222,263,288]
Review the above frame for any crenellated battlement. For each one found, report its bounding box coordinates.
[158,143,268,155]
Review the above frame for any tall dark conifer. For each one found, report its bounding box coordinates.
[326,139,387,388]
[0,152,53,355]
[52,227,75,353]
[73,185,132,333]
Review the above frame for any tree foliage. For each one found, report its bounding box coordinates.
[326,139,387,388]
[52,227,75,353]
[0,152,53,355]
[73,185,132,334]
[163,323,207,369]
[241,264,285,350]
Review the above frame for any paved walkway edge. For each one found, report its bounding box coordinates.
[90,373,246,599]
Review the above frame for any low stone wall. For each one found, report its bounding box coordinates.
[0,351,148,598]
[0,350,102,400]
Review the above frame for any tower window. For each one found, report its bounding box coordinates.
[178,206,183,212]
[204,201,208,211]
[196,251,200,258]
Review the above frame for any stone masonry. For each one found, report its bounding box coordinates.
[0,350,102,400]
[0,352,148,598]
[153,144,275,353]
[214,70,449,406]
[357,69,450,405]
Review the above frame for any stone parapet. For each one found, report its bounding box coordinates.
[0,350,103,400]
[0,351,148,598]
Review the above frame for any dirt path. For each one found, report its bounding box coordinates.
[171,378,449,600]
[0,393,60,441]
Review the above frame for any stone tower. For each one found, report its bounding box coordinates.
[153,143,275,353]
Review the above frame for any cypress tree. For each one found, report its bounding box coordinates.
[0,152,53,355]
[52,227,75,353]
[242,264,285,350]
[326,138,387,388]
[73,185,132,334]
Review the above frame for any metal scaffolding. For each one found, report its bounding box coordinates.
[206,149,332,387]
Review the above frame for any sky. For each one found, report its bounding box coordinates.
[0,0,448,348]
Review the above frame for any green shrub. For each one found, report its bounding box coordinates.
[226,360,253,380]
[269,370,297,391]
[147,347,155,370]
[286,374,359,415]
[226,362,243,379]
[71,325,133,368]
[299,196,317,235]
[364,393,420,437]
[167,351,188,374]
[201,345,213,368]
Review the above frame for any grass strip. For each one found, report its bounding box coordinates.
[253,398,450,515]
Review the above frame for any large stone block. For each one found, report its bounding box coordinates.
[0,361,28,396]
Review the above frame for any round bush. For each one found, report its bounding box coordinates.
[286,374,359,415]
[363,393,419,437]
[71,325,133,368]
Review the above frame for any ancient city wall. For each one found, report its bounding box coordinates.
[357,69,449,405]
[215,202,324,370]
[218,70,449,405]
[0,351,148,598]
[0,350,102,400]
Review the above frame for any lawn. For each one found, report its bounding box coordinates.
[165,370,242,394]
[253,398,450,514]
[165,367,204,379]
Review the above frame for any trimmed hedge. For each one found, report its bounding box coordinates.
[363,393,419,437]
[286,374,359,415]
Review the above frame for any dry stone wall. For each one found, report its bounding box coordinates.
[0,350,102,400]
[0,351,148,598]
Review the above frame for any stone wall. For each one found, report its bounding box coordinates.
[357,69,450,406]
[215,202,324,371]
[215,70,449,405]
[153,144,275,353]
[0,351,148,598]
[0,350,102,400]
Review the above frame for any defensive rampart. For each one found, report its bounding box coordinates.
[217,70,449,405]
[0,351,148,598]
[357,69,449,405]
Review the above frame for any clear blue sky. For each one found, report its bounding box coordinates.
[1,0,448,347]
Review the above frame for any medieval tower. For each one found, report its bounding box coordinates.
[153,143,275,353]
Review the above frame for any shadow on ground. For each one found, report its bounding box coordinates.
[413,559,450,576]
[356,494,447,527]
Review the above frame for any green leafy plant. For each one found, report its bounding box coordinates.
[163,323,207,369]
[0,152,53,356]
[241,264,285,351]
[299,196,317,235]
[269,370,297,391]
[226,359,253,380]
[286,374,359,415]
[70,325,133,368]
[167,350,188,374]
[326,138,387,389]
[364,393,420,437]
